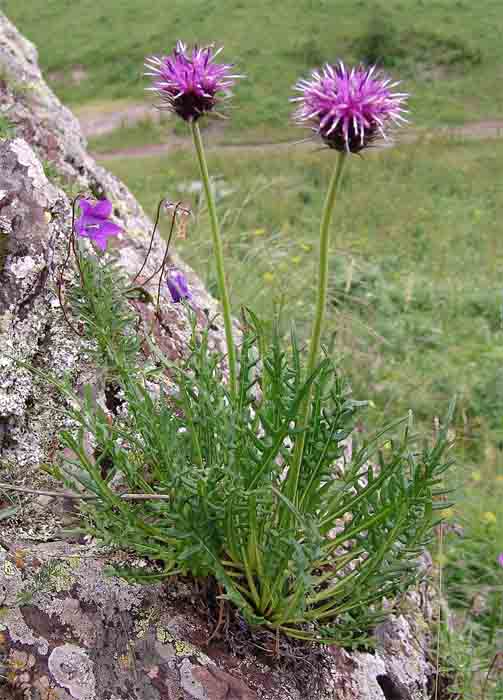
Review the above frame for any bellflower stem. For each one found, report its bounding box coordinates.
[191,121,237,397]
[289,152,347,504]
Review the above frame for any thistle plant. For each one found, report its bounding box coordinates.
[40,50,454,648]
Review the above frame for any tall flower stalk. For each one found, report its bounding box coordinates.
[191,121,237,394]
[288,61,409,504]
[306,153,346,383]
[145,41,241,396]
[287,153,346,502]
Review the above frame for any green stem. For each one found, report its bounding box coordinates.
[288,152,347,504]
[191,121,237,397]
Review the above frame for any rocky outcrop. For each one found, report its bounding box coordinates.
[0,540,434,700]
[0,12,435,699]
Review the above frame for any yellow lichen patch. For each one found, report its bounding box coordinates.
[117,653,131,670]
[3,560,17,577]
[135,618,149,639]
[134,607,160,639]
[156,625,173,644]
[66,556,82,570]
[50,562,76,592]
[174,639,197,656]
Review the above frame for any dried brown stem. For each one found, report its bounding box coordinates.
[131,197,166,284]
[0,482,171,502]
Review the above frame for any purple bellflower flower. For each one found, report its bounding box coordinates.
[498,552,503,568]
[167,269,191,303]
[74,198,121,251]
[292,61,408,153]
[145,41,241,122]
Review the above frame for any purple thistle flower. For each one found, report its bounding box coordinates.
[167,268,191,303]
[74,198,121,251]
[145,41,241,122]
[292,61,408,153]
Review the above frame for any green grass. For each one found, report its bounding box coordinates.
[4,0,503,135]
[438,459,503,698]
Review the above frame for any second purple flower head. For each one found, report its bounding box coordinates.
[293,61,408,153]
[145,41,241,122]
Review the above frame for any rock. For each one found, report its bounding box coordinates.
[0,542,434,700]
[0,11,435,699]
[0,10,228,479]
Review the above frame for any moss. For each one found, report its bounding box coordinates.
[0,114,15,139]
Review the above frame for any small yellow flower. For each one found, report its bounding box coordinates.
[482,511,497,525]
[471,470,482,482]
[253,228,266,236]
[495,475,503,483]
[263,272,275,283]
[291,256,302,265]
[301,243,312,252]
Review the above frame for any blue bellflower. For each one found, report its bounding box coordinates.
[74,198,122,251]
[167,269,191,302]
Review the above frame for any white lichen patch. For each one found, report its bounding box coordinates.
[179,658,207,700]
[0,606,49,656]
[48,644,96,700]
[8,254,44,279]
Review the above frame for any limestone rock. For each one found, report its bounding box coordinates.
[0,11,226,477]
[0,11,435,699]
[0,542,434,700]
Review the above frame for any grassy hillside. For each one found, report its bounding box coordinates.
[4,0,503,134]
